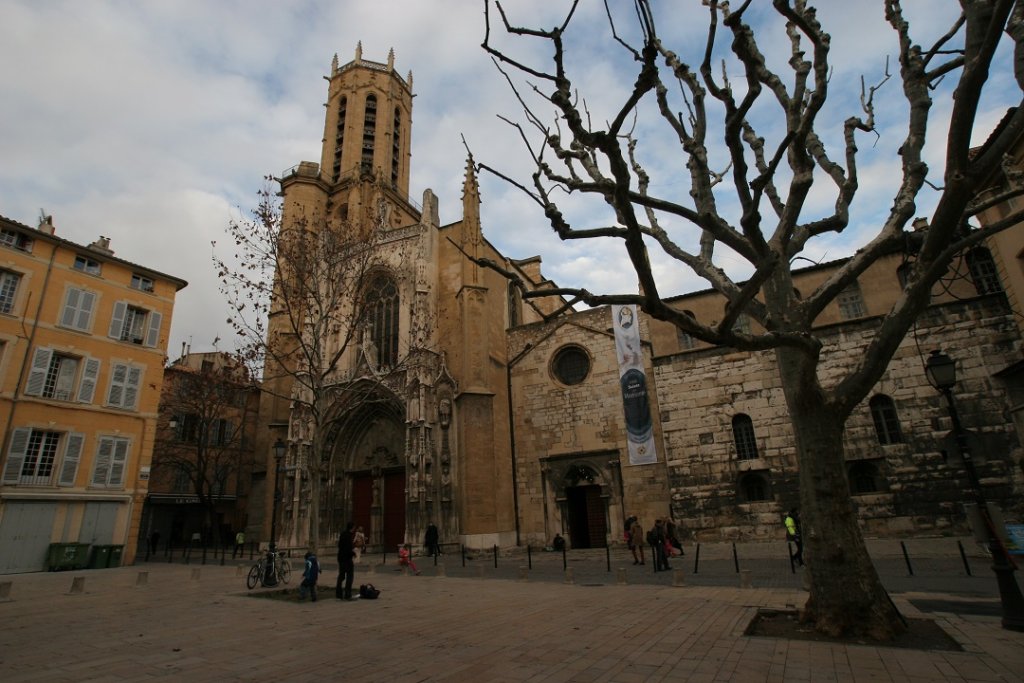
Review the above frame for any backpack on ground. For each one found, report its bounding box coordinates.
[359,583,380,599]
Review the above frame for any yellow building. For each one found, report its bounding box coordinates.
[0,214,187,573]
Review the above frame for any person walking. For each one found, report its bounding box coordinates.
[233,530,246,558]
[785,509,804,567]
[627,516,645,565]
[352,525,366,563]
[299,550,321,602]
[336,522,355,600]
[649,518,670,571]
[424,522,440,558]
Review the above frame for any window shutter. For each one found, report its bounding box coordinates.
[108,301,127,339]
[145,311,162,348]
[108,439,129,486]
[92,438,113,486]
[124,366,142,410]
[77,291,96,330]
[61,288,80,327]
[2,428,30,483]
[77,357,100,403]
[24,347,52,396]
[58,432,84,486]
[107,363,127,407]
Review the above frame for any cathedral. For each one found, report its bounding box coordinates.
[253,48,1024,554]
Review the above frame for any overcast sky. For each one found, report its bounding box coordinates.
[0,1,1017,360]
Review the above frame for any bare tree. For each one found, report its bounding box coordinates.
[215,182,407,553]
[481,0,1024,639]
[152,355,256,544]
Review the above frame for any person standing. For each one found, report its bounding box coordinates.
[627,516,645,565]
[299,550,321,602]
[233,530,246,558]
[785,509,804,567]
[336,522,355,600]
[649,518,670,571]
[424,522,440,558]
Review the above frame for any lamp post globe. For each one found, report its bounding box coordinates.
[924,350,1024,631]
[263,438,286,587]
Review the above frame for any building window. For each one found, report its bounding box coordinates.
[91,436,130,488]
[0,228,33,253]
[732,413,759,460]
[364,274,398,369]
[0,269,20,314]
[24,347,100,403]
[130,273,155,292]
[966,247,1002,295]
[837,281,866,319]
[107,362,143,410]
[73,254,102,276]
[869,394,903,445]
[109,300,162,347]
[361,94,377,174]
[848,460,881,494]
[731,312,751,335]
[391,106,402,188]
[739,472,769,502]
[1,428,83,487]
[896,262,911,290]
[676,328,695,351]
[507,282,520,328]
[59,287,96,332]
[333,96,347,182]
[552,345,591,385]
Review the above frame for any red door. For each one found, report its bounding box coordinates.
[382,470,406,548]
[350,473,372,541]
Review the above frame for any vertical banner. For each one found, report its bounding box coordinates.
[611,305,658,465]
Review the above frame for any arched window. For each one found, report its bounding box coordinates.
[732,414,759,460]
[739,472,769,502]
[896,262,911,290]
[731,312,752,335]
[364,274,399,368]
[869,394,903,445]
[966,247,1002,295]
[391,107,402,189]
[332,96,347,182]
[848,460,881,494]
[361,94,377,174]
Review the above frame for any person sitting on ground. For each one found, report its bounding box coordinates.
[398,543,421,575]
[552,533,566,552]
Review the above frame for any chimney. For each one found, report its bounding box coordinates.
[88,236,114,255]
[37,214,55,235]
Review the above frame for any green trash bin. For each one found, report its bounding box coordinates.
[106,545,124,568]
[88,545,112,569]
[47,543,90,571]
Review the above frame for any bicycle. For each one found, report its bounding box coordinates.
[246,550,292,589]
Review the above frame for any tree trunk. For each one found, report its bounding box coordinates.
[778,347,906,640]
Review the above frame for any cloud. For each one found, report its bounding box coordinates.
[0,1,1017,359]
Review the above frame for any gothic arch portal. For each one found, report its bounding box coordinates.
[543,453,618,549]
[323,382,406,550]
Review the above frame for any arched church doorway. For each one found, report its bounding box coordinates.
[566,484,607,549]
[324,383,406,550]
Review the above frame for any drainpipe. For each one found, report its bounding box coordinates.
[1,242,58,471]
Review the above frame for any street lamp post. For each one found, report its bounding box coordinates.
[263,438,286,586]
[925,350,1024,631]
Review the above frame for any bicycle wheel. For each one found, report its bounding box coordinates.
[277,558,291,584]
[246,563,261,589]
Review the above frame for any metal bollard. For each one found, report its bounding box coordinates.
[0,581,11,600]
[190,568,201,581]
[740,569,752,588]
[672,569,685,587]
[136,571,149,587]
[518,566,529,582]
[69,576,85,594]
[616,567,627,585]
[564,567,575,584]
